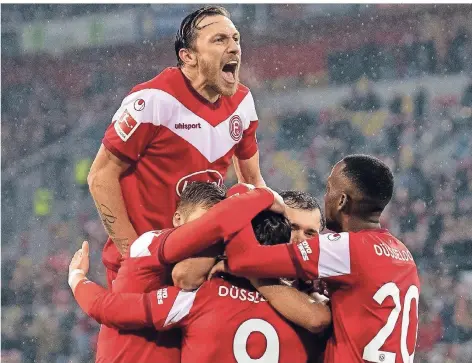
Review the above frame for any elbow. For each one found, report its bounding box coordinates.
[172,267,205,291]
[87,169,100,192]
[304,306,332,334]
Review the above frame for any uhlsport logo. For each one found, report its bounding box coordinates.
[229,115,243,142]
[327,233,341,241]
[175,123,202,130]
[134,99,145,111]
[175,169,224,197]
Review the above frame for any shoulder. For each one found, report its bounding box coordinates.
[129,229,174,258]
[130,67,182,94]
[318,232,350,244]
[123,68,183,108]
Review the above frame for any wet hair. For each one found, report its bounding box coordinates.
[252,211,291,246]
[280,190,326,231]
[175,6,230,67]
[177,181,226,216]
[342,154,394,212]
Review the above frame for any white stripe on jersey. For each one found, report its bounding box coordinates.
[112,88,258,163]
[318,232,351,278]
[129,231,155,258]
[163,289,198,327]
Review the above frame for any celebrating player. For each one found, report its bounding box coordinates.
[222,154,420,363]
[68,213,331,363]
[93,182,284,363]
[87,5,265,290]
[281,190,325,242]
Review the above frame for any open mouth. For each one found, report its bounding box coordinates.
[221,61,238,84]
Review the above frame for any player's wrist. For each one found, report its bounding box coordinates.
[255,187,276,204]
[68,268,87,291]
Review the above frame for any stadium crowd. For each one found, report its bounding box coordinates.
[2,75,472,362]
[2,5,472,363]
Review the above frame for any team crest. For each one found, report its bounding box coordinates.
[229,115,243,142]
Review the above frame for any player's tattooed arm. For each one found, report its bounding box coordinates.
[88,145,138,255]
[97,203,117,237]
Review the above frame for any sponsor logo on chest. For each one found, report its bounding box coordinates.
[167,109,246,163]
[175,122,202,130]
[176,169,224,197]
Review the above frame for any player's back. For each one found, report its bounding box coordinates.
[181,277,310,363]
[96,231,180,363]
[323,230,420,363]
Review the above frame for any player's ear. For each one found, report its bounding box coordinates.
[173,210,183,227]
[338,193,349,213]
[179,48,197,67]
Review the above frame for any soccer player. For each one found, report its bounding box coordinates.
[95,182,284,363]
[87,5,265,291]
[281,190,325,242]
[68,213,331,363]
[223,154,421,363]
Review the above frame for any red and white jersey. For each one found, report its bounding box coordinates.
[150,278,311,363]
[287,230,420,363]
[96,230,180,363]
[101,67,259,278]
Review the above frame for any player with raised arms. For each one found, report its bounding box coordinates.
[87,6,265,361]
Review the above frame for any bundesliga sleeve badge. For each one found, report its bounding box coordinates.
[114,109,140,141]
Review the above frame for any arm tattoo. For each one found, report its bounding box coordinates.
[98,203,117,237]
[113,237,130,254]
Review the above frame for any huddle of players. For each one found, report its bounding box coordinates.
[69,183,329,362]
[69,155,420,363]
[74,4,421,362]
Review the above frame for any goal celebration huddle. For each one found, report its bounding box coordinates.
[67,6,420,363]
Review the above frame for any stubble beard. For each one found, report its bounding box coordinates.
[200,57,238,97]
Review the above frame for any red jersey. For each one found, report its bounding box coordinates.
[96,230,180,363]
[75,277,312,363]
[226,228,421,363]
[101,67,259,283]
[96,188,275,363]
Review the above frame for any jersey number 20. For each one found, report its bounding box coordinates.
[363,283,419,363]
[233,318,279,362]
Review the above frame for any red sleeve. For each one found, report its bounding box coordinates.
[225,224,298,278]
[74,280,192,332]
[74,280,153,330]
[148,287,199,330]
[158,188,274,264]
[287,232,352,283]
[103,89,160,163]
[235,120,258,160]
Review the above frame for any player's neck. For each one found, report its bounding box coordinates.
[181,67,220,103]
[342,214,382,232]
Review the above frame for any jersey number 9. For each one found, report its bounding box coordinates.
[233,318,279,362]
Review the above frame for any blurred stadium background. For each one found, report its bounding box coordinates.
[1,3,472,363]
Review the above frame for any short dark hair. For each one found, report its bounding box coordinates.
[342,154,394,211]
[175,6,230,67]
[252,211,291,246]
[280,190,326,231]
[177,181,226,215]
